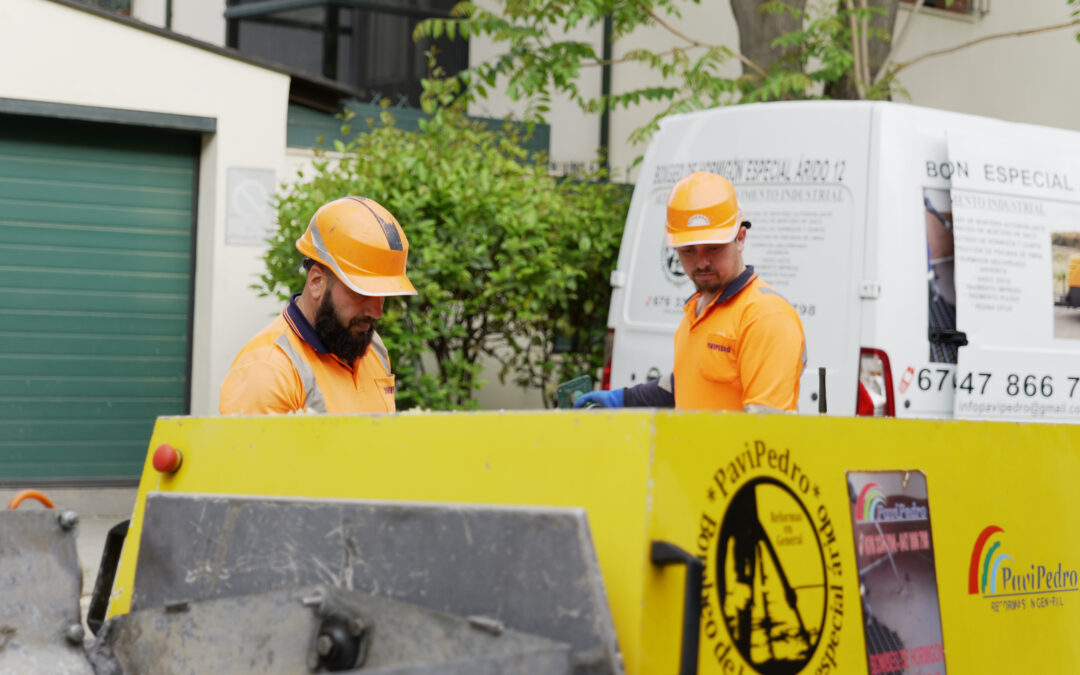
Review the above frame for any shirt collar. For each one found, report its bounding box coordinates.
[684,265,757,315]
[282,292,331,354]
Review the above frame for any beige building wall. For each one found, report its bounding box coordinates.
[1,0,291,415]
[889,3,1080,131]
[133,0,226,45]
[128,1,1080,171]
[469,2,1080,180]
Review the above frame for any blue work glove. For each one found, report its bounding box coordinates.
[573,388,625,408]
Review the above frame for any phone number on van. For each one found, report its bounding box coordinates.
[916,369,1080,398]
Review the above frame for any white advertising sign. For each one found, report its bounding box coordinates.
[947,134,1080,422]
[226,167,277,246]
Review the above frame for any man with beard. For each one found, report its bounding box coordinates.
[576,172,805,412]
[219,197,416,414]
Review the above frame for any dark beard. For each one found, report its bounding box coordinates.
[691,276,724,296]
[314,292,374,363]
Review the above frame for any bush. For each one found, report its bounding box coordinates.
[254,102,629,409]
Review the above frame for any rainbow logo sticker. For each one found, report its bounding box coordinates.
[968,525,1009,595]
[855,482,887,522]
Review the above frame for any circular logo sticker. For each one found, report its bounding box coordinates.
[660,240,688,287]
[688,213,711,228]
[716,477,826,674]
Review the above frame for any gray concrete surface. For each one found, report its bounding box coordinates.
[1054,306,1080,340]
[0,487,138,632]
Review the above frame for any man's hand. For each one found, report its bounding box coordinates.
[573,389,625,408]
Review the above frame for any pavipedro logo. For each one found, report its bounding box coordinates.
[854,482,887,522]
[968,525,1078,601]
[968,525,1008,595]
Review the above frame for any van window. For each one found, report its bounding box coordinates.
[924,188,958,364]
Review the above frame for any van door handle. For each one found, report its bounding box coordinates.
[929,329,967,346]
[650,540,702,675]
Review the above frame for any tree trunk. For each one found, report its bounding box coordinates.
[824,0,902,99]
[730,0,808,79]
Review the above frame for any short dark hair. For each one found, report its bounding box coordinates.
[303,258,330,276]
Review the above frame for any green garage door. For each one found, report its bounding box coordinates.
[0,114,198,482]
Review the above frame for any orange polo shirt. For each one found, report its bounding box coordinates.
[673,266,805,412]
[219,295,396,415]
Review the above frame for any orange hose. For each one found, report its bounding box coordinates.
[7,489,55,509]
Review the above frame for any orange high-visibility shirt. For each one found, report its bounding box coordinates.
[673,267,805,412]
[219,296,396,415]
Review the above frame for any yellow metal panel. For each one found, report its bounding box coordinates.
[643,412,1080,674]
[112,411,1080,674]
[110,411,657,672]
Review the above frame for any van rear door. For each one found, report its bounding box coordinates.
[946,131,1080,423]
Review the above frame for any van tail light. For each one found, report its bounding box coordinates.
[856,382,876,416]
[601,329,614,390]
[856,348,896,417]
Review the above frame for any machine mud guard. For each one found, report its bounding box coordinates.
[0,509,93,674]
[124,492,622,674]
[88,584,573,674]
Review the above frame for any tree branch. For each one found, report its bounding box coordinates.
[891,18,1080,76]
[843,0,868,98]
[858,0,872,85]
[585,44,702,68]
[874,0,925,86]
[643,6,770,79]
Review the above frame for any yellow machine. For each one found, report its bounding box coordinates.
[107,411,1080,674]
[1067,254,1080,307]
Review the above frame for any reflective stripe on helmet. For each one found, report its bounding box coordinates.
[348,197,403,251]
[275,334,327,413]
[308,219,402,298]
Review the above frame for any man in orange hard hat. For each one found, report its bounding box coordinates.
[220,196,416,414]
[576,172,805,411]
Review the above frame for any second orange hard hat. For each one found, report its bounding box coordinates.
[665,172,746,247]
[296,196,417,297]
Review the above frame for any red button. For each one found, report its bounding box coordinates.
[153,444,183,473]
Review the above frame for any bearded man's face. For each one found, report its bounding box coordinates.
[314,277,382,362]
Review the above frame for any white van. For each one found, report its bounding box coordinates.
[604,101,1080,423]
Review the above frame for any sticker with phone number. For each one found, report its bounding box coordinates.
[950,370,1080,420]
[914,369,1080,399]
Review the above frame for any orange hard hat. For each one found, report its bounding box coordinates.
[665,172,745,247]
[296,196,417,297]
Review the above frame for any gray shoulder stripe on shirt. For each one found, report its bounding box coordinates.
[744,404,793,414]
[757,286,788,301]
[658,372,674,394]
[275,333,327,413]
[370,331,391,376]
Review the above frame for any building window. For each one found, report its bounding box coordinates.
[225,0,466,108]
[76,0,132,14]
[901,0,988,16]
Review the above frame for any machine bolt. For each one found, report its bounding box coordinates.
[57,511,79,531]
[316,634,334,657]
[348,618,366,637]
[65,623,85,645]
[467,615,505,635]
[301,588,326,608]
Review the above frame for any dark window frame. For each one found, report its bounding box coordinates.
[900,0,989,17]
[225,0,465,106]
